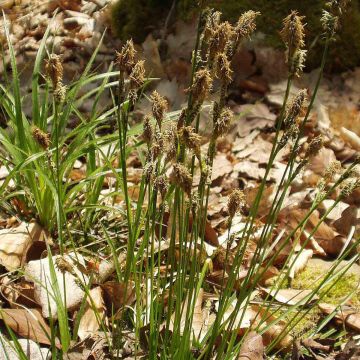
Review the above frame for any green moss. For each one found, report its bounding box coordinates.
[110,0,360,71]
[292,266,360,309]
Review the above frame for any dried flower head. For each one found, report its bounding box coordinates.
[163,126,178,163]
[116,39,136,73]
[129,60,145,90]
[284,89,308,127]
[280,11,306,62]
[151,91,168,128]
[142,115,153,145]
[327,0,351,14]
[235,10,261,39]
[179,126,202,156]
[189,69,212,104]
[177,108,187,130]
[144,162,155,182]
[203,10,222,44]
[208,21,235,62]
[53,82,66,103]
[154,175,169,200]
[32,126,50,149]
[214,52,233,83]
[213,107,233,139]
[151,131,163,160]
[45,54,63,89]
[56,256,74,274]
[305,135,323,158]
[170,163,192,195]
[227,189,246,218]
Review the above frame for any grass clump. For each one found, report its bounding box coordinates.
[1,0,360,359]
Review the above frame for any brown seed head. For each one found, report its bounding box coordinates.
[45,54,63,89]
[179,126,202,156]
[321,10,338,37]
[305,135,323,158]
[203,11,222,44]
[227,189,246,218]
[154,175,169,200]
[213,107,233,138]
[129,60,145,90]
[32,126,51,150]
[235,10,260,39]
[341,179,360,197]
[189,69,212,104]
[163,126,178,163]
[142,115,153,145]
[208,21,235,62]
[151,91,168,127]
[116,39,136,73]
[214,52,233,83]
[170,163,192,196]
[280,11,306,61]
[285,89,307,127]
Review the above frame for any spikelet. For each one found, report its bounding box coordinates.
[305,135,323,158]
[323,160,342,182]
[189,69,212,103]
[151,130,163,160]
[235,10,260,39]
[151,91,168,128]
[321,10,338,38]
[116,39,136,73]
[280,11,306,64]
[284,89,307,127]
[154,175,169,200]
[214,52,233,84]
[208,21,235,62]
[213,107,233,139]
[289,49,307,77]
[170,164,193,196]
[53,83,66,103]
[179,126,202,157]
[31,126,51,149]
[227,189,246,218]
[163,126,178,163]
[45,54,63,89]
[142,115,153,145]
[203,11,222,44]
[129,60,145,90]
[341,179,360,197]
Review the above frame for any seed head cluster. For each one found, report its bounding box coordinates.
[170,164,193,196]
[151,91,168,128]
[227,189,246,218]
[31,126,51,150]
[179,126,202,157]
[213,107,233,139]
[116,39,136,74]
[189,69,213,104]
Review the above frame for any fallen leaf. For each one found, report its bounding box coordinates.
[25,253,88,319]
[101,280,136,313]
[0,308,60,347]
[0,338,50,360]
[0,222,44,271]
[238,331,264,360]
[78,287,106,341]
[319,303,360,333]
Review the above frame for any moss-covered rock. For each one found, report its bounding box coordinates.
[110,0,360,71]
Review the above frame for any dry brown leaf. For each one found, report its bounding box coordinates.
[0,308,60,348]
[0,222,44,271]
[308,148,337,175]
[333,205,359,236]
[212,154,233,182]
[245,185,275,217]
[78,287,106,341]
[101,280,136,313]
[319,303,360,333]
[25,253,88,319]
[238,331,264,360]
